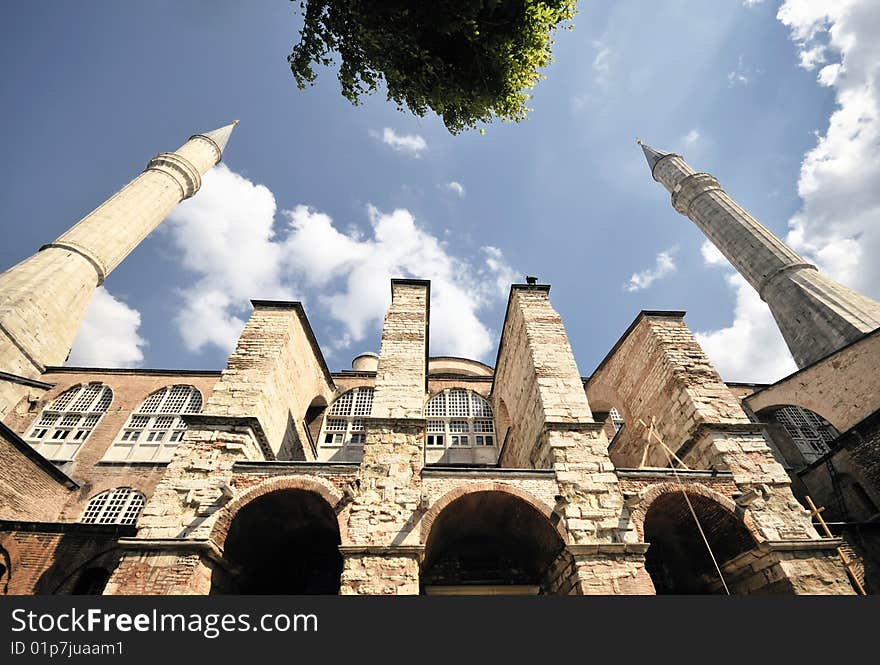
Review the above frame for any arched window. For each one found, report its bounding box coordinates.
[609,407,625,433]
[769,406,838,463]
[104,385,202,462]
[319,387,374,452]
[425,389,495,449]
[81,488,145,525]
[26,383,113,461]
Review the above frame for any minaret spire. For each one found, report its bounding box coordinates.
[636,139,670,174]
[0,122,237,414]
[640,140,880,368]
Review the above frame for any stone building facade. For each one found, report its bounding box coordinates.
[0,128,877,595]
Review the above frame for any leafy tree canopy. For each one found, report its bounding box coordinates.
[288,0,576,134]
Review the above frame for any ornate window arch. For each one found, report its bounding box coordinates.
[319,387,374,452]
[425,389,495,449]
[81,487,145,525]
[26,383,113,461]
[104,385,202,462]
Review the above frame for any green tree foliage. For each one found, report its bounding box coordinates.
[288,0,576,134]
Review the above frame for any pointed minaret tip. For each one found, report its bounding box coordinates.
[199,121,238,160]
[638,139,669,173]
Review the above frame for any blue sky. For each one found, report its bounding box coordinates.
[2,1,876,383]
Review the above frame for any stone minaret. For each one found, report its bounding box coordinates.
[0,122,237,384]
[639,140,880,368]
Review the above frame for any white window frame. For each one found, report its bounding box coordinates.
[25,383,113,461]
[103,385,202,463]
[318,387,374,453]
[424,389,496,450]
[81,487,145,525]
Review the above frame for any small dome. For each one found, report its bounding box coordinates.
[351,352,379,372]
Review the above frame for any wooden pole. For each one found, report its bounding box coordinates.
[805,495,867,596]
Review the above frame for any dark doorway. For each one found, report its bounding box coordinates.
[422,491,565,594]
[71,568,110,595]
[213,489,342,594]
[644,492,756,594]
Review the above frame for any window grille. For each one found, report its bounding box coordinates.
[319,388,374,451]
[81,487,145,525]
[103,385,202,463]
[26,383,113,461]
[772,406,838,463]
[423,389,496,449]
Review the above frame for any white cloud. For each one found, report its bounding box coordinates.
[371,127,427,157]
[694,0,880,383]
[592,44,611,85]
[624,248,677,292]
[695,275,797,383]
[683,129,701,145]
[777,0,880,299]
[68,287,146,368]
[166,164,517,362]
[700,240,728,267]
[727,55,751,86]
[743,0,764,7]
[443,181,466,197]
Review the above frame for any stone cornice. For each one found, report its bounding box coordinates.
[0,520,132,535]
[758,262,819,301]
[39,241,107,284]
[338,545,425,558]
[362,416,427,428]
[187,133,223,165]
[0,369,54,390]
[146,151,201,199]
[543,421,605,434]
[233,460,359,474]
[181,413,275,460]
[677,422,769,462]
[421,467,555,479]
[567,543,650,555]
[671,172,723,216]
[116,537,235,572]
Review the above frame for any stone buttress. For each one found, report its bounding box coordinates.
[340,280,430,595]
[103,301,335,595]
[493,284,655,594]
[588,311,855,594]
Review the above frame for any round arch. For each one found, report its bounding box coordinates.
[210,478,345,595]
[629,482,762,543]
[420,482,565,543]
[421,485,567,594]
[211,476,345,549]
[631,483,760,594]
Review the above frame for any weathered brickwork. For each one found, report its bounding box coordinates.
[4,369,219,524]
[0,280,861,595]
[206,302,335,459]
[371,280,429,419]
[0,432,74,522]
[0,526,129,594]
[493,286,594,469]
[746,329,880,434]
[588,313,747,467]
